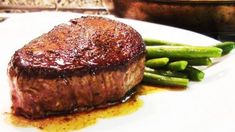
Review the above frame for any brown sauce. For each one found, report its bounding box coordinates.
[5,84,184,132]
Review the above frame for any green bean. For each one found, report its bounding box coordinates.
[144,38,188,46]
[145,58,169,68]
[183,58,212,66]
[214,41,235,55]
[146,46,222,59]
[143,72,189,87]
[168,61,188,71]
[183,66,205,81]
[144,38,235,56]
[145,67,188,78]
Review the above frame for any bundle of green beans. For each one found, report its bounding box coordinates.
[143,38,235,87]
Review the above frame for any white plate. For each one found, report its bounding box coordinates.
[0,12,235,132]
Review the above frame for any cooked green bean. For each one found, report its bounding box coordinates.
[214,41,235,55]
[146,46,222,59]
[145,58,169,68]
[183,66,205,81]
[145,67,188,78]
[143,72,189,87]
[183,58,212,66]
[144,38,188,46]
[168,61,188,71]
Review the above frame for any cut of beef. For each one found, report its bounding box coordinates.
[8,16,145,119]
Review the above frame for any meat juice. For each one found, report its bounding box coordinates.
[5,84,177,132]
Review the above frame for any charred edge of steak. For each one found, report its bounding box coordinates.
[9,53,145,79]
[12,86,139,119]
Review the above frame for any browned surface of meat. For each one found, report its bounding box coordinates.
[8,16,145,119]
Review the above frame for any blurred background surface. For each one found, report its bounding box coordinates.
[1,0,235,41]
[0,0,106,14]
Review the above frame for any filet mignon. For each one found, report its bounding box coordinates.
[8,16,145,119]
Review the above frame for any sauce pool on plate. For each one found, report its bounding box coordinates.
[5,85,182,132]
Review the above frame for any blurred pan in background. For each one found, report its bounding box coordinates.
[103,0,235,41]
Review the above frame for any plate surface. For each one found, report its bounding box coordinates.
[0,12,235,132]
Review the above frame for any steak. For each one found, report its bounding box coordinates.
[8,16,145,119]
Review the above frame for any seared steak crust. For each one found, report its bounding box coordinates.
[8,16,145,119]
[9,17,145,78]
